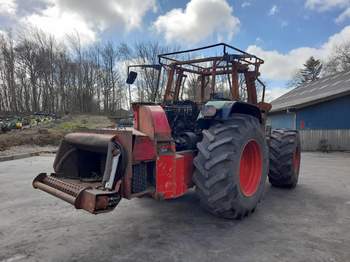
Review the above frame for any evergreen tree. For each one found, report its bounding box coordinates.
[300,56,322,83]
[289,56,322,87]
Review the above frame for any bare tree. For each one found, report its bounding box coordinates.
[0,31,17,112]
[0,28,176,114]
[324,42,350,75]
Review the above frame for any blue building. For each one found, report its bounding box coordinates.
[268,70,350,151]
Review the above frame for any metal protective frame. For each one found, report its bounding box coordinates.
[157,43,266,104]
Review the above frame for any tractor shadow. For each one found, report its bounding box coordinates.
[137,182,345,229]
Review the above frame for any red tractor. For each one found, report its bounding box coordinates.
[33,43,301,219]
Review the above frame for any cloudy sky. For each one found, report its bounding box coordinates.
[0,0,350,100]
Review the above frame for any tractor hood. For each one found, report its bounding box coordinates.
[197,100,262,123]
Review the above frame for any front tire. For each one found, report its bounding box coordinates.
[268,129,301,188]
[193,114,268,219]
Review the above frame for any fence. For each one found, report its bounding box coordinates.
[299,129,350,151]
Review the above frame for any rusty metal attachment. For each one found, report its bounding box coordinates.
[32,129,134,213]
[33,173,120,214]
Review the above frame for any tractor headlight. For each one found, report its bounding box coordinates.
[201,105,217,117]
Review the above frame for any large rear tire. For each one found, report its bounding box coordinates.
[268,129,301,188]
[193,114,268,219]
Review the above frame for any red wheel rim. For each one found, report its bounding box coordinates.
[239,140,263,197]
[293,146,301,173]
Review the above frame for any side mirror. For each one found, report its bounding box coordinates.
[126,71,137,84]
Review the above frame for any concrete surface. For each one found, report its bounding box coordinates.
[0,145,57,162]
[0,152,349,262]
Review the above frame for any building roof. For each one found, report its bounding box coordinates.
[271,70,350,112]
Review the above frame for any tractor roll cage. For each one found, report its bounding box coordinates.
[158,43,264,71]
[158,43,266,104]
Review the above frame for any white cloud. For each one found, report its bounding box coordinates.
[305,0,350,11]
[247,25,350,81]
[265,87,293,102]
[305,0,350,23]
[281,21,289,28]
[154,0,240,44]
[335,7,350,23]
[18,0,156,45]
[268,5,279,16]
[0,29,7,37]
[55,0,157,31]
[21,5,97,45]
[0,0,17,16]
[241,1,251,8]
[255,37,263,43]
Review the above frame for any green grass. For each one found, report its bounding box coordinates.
[0,114,115,151]
[53,115,114,132]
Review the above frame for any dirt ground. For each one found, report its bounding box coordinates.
[0,145,57,157]
[0,152,349,262]
[0,115,114,151]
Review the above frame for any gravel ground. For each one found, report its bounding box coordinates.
[0,152,349,262]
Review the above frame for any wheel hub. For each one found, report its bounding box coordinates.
[239,140,263,197]
[293,146,301,173]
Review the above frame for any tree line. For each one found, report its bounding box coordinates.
[0,28,255,113]
[1,27,350,114]
[0,29,177,114]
